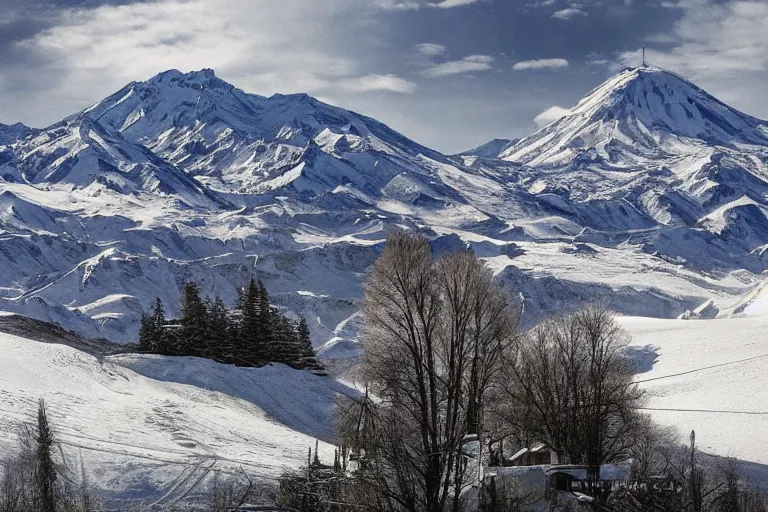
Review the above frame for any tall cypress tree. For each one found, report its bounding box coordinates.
[36,399,57,512]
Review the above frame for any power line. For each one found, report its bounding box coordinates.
[634,352,768,384]
[637,407,768,416]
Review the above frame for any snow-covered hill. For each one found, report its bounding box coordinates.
[0,324,355,508]
[620,306,768,480]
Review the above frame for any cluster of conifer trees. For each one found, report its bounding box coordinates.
[138,279,324,373]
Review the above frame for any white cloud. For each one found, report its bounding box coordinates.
[617,0,768,119]
[373,0,423,9]
[374,0,479,9]
[513,58,569,71]
[415,43,447,57]
[643,33,679,44]
[2,0,428,127]
[431,0,480,7]
[337,74,417,94]
[552,7,586,19]
[534,105,570,127]
[422,54,494,77]
[586,52,608,66]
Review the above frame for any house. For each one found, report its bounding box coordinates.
[508,442,560,466]
[481,463,632,512]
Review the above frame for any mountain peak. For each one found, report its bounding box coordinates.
[457,138,519,158]
[0,122,36,145]
[146,68,230,90]
[502,67,768,167]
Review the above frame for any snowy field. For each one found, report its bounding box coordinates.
[1,304,768,504]
[620,310,768,467]
[0,330,355,508]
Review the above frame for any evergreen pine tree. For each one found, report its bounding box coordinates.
[271,314,299,366]
[139,298,166,354]
[36,399,57,512]
[152,297,165,328]
[147,297,175,356]
[138,313,156,352]
[296,317,323,372]
[179,281,209,357]
[233,284,248,365]
[265,307,289,363]
[207,296,231,363]
[239,279,263,366]
[257,280,273,353]
[158,329,179,356]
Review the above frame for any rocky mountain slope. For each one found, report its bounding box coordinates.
[1,67,768,349]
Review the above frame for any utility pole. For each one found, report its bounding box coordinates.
[690,430,702,512]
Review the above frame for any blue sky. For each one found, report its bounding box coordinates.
[1,0,767,153]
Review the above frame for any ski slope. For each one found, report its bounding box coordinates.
[0,330,355,508]
[620,312,768,466]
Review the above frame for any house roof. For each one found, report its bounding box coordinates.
[510,442,549,462]
[544,463,631,481]
[510,447,529,461]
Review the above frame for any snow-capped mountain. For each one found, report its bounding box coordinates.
[77,69,462,207]
[2,66,768,348]
[502,66,768,167]
[483,67,768,274]
[0,122,36,146]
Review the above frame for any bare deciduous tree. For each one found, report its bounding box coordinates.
[495,305,642,481]
[208,467,272,512]
[351,230,519,512]
[628,414,678,481]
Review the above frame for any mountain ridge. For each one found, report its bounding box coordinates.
[1,66,768,349]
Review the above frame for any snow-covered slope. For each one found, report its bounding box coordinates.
[621,312,768,469]
[2,117,218,208]
[457,138,519,158]
[0,328,355,508]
